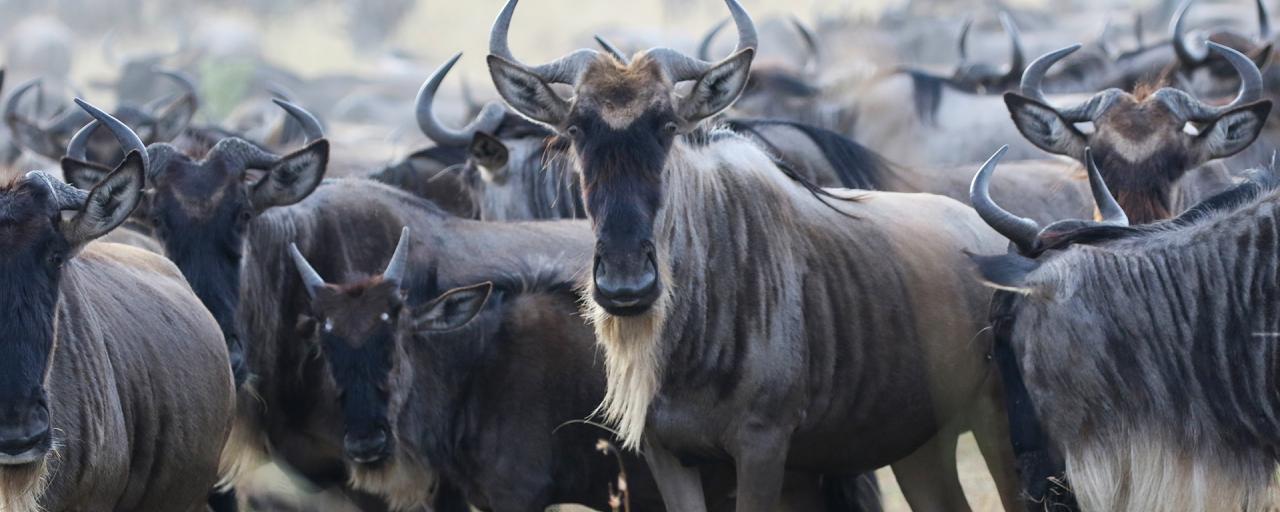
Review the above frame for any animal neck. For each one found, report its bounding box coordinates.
[587,134,807,449]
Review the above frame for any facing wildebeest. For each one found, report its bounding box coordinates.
[486,0,1021,510]
[1005,41,1271,223]
[0,100,234,512]
[287,228,667,512]
[969,146,1280,511]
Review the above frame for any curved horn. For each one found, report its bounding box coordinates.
[5,79,42,128]
[1260,0,1272,40]
[970,145,1042,252]
[66,119,100,161]
[1172,0,1209,66]
[272,99,324,144]
[416,53,507,147]
[155,69,197,101]
[594,35,631,65]
[790,16,821,76]
[73,98,148,176]
[957,17,973,62]
[697,19,730,62]
[383,227,411,286]
[489,0,601,84]
[1084,148,1129,225]
[647,0,758,82]
[1019,44,1080,105]
[26,171,88,211]
[1135,13,1146,49]
[1000,12,1025,83]
[1156,42,1265,121]
[288,243,327,300]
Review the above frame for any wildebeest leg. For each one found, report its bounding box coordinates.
[969,374,1026,512]
[643,439,708,512]
[731,429,789,512]
[890,430,970,512]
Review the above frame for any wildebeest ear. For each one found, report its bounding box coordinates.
[968,251,1041,294]
[60,157,112,191]
[1004,93,1085,158]
[1198,101,1272,160]
[413,282,494,332]
[150,94,197,142]
[487,55,569,127]
[250,139,329,213]
[677,49,755,128]
[62,150,146,247]
[469,132,510,180]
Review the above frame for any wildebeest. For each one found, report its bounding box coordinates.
[969,146,1280,510]
[1005,41,1270,223]
[286,228,668,511]
[0,99,234,512]
[5,70,197,164]
[486,1,1022,510]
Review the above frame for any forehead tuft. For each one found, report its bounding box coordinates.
[576,54,673,129]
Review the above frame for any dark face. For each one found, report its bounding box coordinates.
[149,156,254,377]
[564,60,679,315]
[0,182,63,465]
[307,279,404,466]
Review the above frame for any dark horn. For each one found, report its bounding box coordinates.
[26,171,88,211]
[1260,0,1272,40]
[647,0,757,82]
[1209,42,1264,109]
[489,0,600,84]
[382,227,411,286]
[73,98,148,176]
[697,19,730,62]
[272,99,325,143]
[969,145,1042,252]
[288,243,327,300]
[1020,44,1080,105]
[66,120,100,161]
[1000,12,1025,83]
[790,16,821,76]
[1083,148,1129,225]
[957,17,973,62]
[416,52,506,147]
[594,35,631,65]
[1172,0,1209,66]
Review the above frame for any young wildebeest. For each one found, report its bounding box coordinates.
[969,146,1280,511]
[1005,42,1271,224]
[0,100,234,511]
[487,1,1021,511]
[286,228,665,512]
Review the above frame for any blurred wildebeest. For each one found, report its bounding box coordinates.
[970,147,1280,511]
[487,1,1023,511]
[5,70,197,165]
[0,100,234,512]
[1005,42,1269,223]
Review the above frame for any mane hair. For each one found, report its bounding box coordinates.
[723,119,891,190]
[700,126,861,217]
[905,69,947,125]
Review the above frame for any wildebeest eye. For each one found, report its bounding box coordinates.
[48,252,65,268]
[237,210,252,225]
[662,122,679,134]
[565,126,582,139]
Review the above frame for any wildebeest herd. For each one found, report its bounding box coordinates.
[0,0,1279,510]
